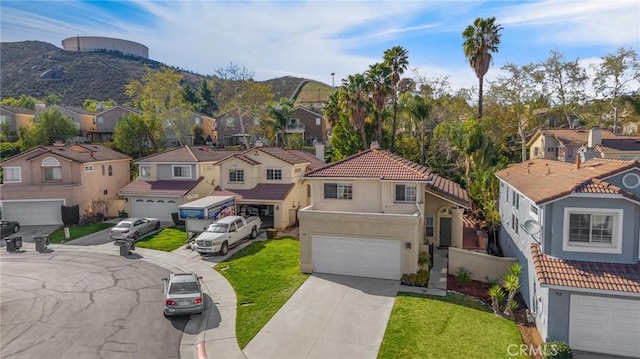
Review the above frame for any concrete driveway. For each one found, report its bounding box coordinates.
[0,225,61,247]
[243,274,399,359]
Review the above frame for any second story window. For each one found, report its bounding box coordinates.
[139,165,151,177]
[84,165,93,172]
[395,184,417,203]
[266,169,282,180]
[108,165,113,176]
[42,157,62,182]
[229,169,244,183]
[324,183,352,200]
[4,167,21,183]
[512,192,520,210]
[172,165,191,179]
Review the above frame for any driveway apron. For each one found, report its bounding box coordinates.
[243,274,399,359]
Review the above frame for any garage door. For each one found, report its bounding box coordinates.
[569,295,640,357]
[132,199,178,222]
[312,235,402,280]
[2,200,64,225]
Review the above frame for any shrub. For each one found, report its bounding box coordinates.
[455,267,472,287]
[416,269,430,287]
[418,251,431,270]
[542,341,573,359]
[266,228,278,239]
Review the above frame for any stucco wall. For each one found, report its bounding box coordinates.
[448,247,518,282]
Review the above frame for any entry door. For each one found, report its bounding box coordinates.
[439,217,452,247]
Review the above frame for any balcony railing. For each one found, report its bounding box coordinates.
[284,123,305,133]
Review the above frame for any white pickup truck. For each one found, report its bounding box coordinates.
[195,215,262,255]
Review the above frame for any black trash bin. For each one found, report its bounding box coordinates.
[34,235,49,252]
[4,237,22,252]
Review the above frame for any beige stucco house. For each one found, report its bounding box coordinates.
[212,147,325,229]
[298,148,470,280]
[0,106,35,140]
[164,108,217,147]
[0,143,131,225]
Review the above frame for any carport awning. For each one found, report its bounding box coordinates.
[211,183,294,201]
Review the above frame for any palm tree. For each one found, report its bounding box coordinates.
[405,94,432,165]
[462,16,503,118]
[366,63,392,145]
[340,74,370,150]
[324,91,341,128]
[269,98,293,147]
[383,46,409,152]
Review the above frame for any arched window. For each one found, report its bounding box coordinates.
[41,157,62,181]
[108,165,113,176]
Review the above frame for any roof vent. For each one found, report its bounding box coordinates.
[52,141,65,147]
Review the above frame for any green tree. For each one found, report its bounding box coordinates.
[323,91,341,127]
[112,112,151,158]
[1,94,37,110]
[593,47,640,133]
[43,93,61,107]
[540,50,588,128]
[366,62,392,145]
[462,16,503,119]
[20,108,78,148]
[403,94,432,165]
[329,113,362,160]
[268,98,294,147]
[83,99,116,112]
[191,124,205,145]
[0,122,14,141]
[383,46,409,152]
[198,80,218,116]
[340,74,370,150]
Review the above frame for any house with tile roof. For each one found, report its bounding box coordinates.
[211,146,325,230]
[495,158,640,357]
[52,104,96,139]
[214,107,264,148]
[118,146,242,222]
[528,127,640,163]
[90,105,141,142]
[285,106,330,146]
[298,147,470,280]
[0,143,131,225]
[163,108,217,147]
[0,105,35,140]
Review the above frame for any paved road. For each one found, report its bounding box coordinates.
[0,250,188,359]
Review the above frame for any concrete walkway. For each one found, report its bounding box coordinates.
[399,248,448,296]
[243,274,399,359]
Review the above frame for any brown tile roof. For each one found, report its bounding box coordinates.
[286,150,326,171]
[495,158,640,204]
[528,128,619,147]
[597,138,640,152]
[55,105,95,115]
[118,178,205,197]
[210,183,295,201]
[250,147,311,165]
[305,149,470,208]
[3,144,130,164]
[137,146,242,163]
[0,105,35,115]
[531,244,640,294]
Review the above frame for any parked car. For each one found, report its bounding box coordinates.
[0,220,20,237]
[162,273,204,316]
[109,217,160,241]
[195,215,261,255]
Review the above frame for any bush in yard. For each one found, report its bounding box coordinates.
[455,267,472,287]
[416,269,429,287]
[488,284,505,316]
[503,263,522,320]
[542,341,573,359]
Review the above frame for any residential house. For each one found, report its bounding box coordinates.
[0,143,131,225]
[90,106,140,142]
[496,158,640,357]
[214,107,263,148]
[528,127,640,163]
[118,146,241,222]
[212,146,325,229]
[52,105,96,141]
[164,108,217,147]
[298,147,470,280]
[286,106,330,146]
[0,106,35,140]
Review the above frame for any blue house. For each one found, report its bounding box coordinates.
[496,158,640,357]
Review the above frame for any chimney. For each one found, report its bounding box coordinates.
[370,141,380,150]
[576,155,581,169]
[315,143,325,162]
[588,127,602,148]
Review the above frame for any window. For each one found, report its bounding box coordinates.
[294,168,302,173]
[512,192,520,210]
[530,204,539,219]
[506,187,510,203]
[395,184,417,203]
[567,147,573,157]
[324,183,352,200]
[4,167,21,183]
[229,169,244,183]
[42,157,62,181]
[316,117,321,126]
[97,116,103,124]
[534,147,539,157]
[84,165,93,172]
[139,165,151,177]
[108,165,113,176]
[266,169,282,180]
[511,214,519,234]
[563,208,622,254]
[425,217,434,237]
[195,117,201,125]
[102,165,105,175]
[172,165,191,178]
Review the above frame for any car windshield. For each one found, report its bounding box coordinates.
[169,282,199,294]
[115,222,132,229]
[206,224,228,233]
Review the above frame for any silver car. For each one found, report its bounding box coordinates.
[162,273,204,316]
[109,217,160,241]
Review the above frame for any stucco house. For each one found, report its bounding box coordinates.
[214,107,263,148]
[0,143,131,225]
[212,146,325,229]
[118,146,241,222]
[90,106,140,142]
[285,106,330,146]
[163,108,217,147]
[0,106,35,140]
[298,148,470,280]
[52,105,95,140]
[496,158,640,357]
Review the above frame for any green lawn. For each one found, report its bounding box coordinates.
[49,223,114,243]
[378,293,526,359]
[135,227,187,252]
[215,238,308,348]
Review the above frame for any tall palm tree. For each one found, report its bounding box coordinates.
[340,74,370,150]
[366,62,392,145]
[462,17,503,119]
[269,98,293,147]
[383,46,409,152]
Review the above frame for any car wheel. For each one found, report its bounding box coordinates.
[219,241,229,255]
[132,232,139,240]
[155,222,161,230]
[250,226,258,239]
[13,225,19,233]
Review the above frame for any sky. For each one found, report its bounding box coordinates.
[1,0,639,91]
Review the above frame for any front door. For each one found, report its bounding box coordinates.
[439,217,452,247]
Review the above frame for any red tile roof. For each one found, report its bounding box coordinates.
[210,183,295,201]
[118,178,205,197]
[305,149,470,208]
[496,158,640,205]
[137,146,242,163]
[531,244,640,294]
[2,144,130,164]
[250,147,311,165]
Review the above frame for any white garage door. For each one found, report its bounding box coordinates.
[132,198,178,222]
[569,295,640,357]
[2,200,64,225]
[312,235,402,280]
